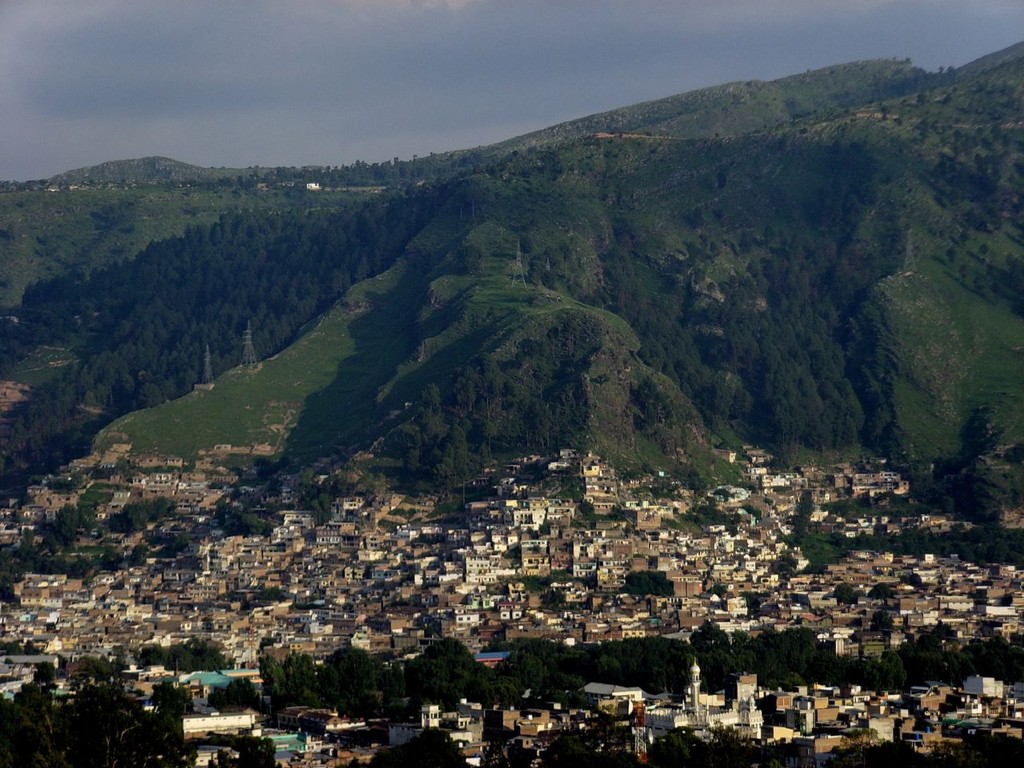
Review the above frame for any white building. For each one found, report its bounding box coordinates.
[645,662,763,740]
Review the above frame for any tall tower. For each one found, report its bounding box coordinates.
[632,699,648,763]
[510,241,528,286]
[688,660,702,713]
[241,321,258,369]
[201,345,214,385]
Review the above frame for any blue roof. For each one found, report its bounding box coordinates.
[474,651,511,662]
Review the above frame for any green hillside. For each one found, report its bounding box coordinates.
[0,184,359,308]
[0,55,957,310]
[45,156,244,186]
[96,48,1024,488]
[103,225,709,481]
[487,58,941,153]
[5,42,1024,514]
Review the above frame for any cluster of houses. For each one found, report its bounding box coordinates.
[5,446,1024,765]
[8,653,1023,767]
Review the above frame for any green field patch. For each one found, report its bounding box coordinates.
[9,346,75,387]
[95,284,369,462]
[283,262,424,463]
[79,483,116,506]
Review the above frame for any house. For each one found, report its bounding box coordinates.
[182,710,258,738]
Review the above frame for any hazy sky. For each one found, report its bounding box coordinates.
[2,0,1023,180]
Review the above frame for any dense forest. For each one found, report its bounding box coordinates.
[583,137,893,452]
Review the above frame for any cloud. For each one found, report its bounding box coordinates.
[344,0,480,7]
[2,0,1023,179]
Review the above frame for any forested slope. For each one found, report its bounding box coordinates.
[3,46,1024,512]
[1,190,440,474]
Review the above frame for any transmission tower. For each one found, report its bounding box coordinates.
[241,321,258,368]
[510,241,528,287]
[632,700,648,763]
[201,344,214,385]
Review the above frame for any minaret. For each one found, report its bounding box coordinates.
[688,660,702,713]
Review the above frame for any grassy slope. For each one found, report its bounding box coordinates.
[484,59,936,154]
[8,346,75,388]
[96,256,454,462]
[878,261,1024,459]
[98,208,690,472]
[95,280,366,461]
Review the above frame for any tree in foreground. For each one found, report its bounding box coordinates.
[65,682,195,768]
[210,735,277,768]
[369,729,467,768]
[648,726,756,768]
[0,681,194,768]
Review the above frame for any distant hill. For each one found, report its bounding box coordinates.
[5,41,1024,518]
[1,56,953,306]
[953,40,1024,79]
[34,42,1024,189]
[486,58,942,154]
[46,156,244,186]
[33,57,952,192]
[0,182,362,308]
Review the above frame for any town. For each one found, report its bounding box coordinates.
[2,445,1023,767]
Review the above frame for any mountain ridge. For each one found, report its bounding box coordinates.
[33,40,1024,190]
[46,156,244,186]
[3,40,1024,516]
[36,58,951,187]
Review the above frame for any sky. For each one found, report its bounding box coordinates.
[2,0,1023,180]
